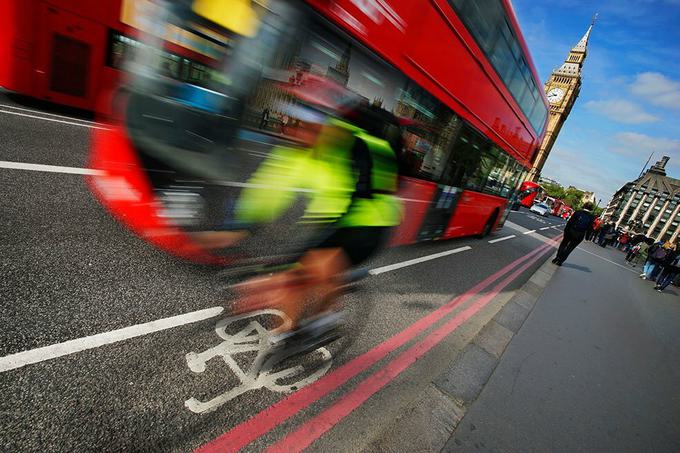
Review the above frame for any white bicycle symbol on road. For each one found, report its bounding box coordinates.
[184,309,332,414]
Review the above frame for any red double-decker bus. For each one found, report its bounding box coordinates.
[517,181,545,208]
[3,0,548,259]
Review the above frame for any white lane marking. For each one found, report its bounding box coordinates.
[488,235,516,244]
[0,109,110,129]
[0,245,477,372]
[369,246,472,275]
[540,227,551,230]
[0,103,100,125]
[185,309,331,413]
[575,247,638,274]
[0,307,224,373]
[523,229,537,235]
[0,160,103,175]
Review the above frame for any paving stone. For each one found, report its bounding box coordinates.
[494,301,530,333]
[529,270,551,287]
[522,280,544,298]
[474,321,514,358]
[367,385,465,453]
[512,290,537,310]
[434,344,498,404]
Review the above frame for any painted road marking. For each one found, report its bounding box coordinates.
[0,245,476,373]
[196,236,562,453]
[0,103,100,125]
[523,229,537,235]
[185,309,331,414]
[0,109,110,129]
[540,227,551,230]
[265,239,559,453]
[369,246,471,275]
[0,160,104,175]
[576,247,638,274]
[0,307,224,373]
[488,235,516,244]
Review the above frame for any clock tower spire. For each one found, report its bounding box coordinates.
[528,16,596,182]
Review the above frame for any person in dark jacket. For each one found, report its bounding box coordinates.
[598,222,615,247]
[553,202,595,266]
[654,247,679,291]
[642,241,673,281]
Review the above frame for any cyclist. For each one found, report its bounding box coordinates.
[212,85,403,347]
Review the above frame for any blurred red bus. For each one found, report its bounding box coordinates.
[3,0,548,251]
[516,181,545,208]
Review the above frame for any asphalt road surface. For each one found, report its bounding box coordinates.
[0,92,566,452]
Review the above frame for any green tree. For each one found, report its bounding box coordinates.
[543,183,566,199]
[563,187,585,210]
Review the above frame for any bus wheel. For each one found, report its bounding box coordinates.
[477,210,498,239]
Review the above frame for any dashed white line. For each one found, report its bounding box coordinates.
[0,109,110,129]
[0,307,225,373]
[0,103,101,125]
[523,229,537,235]
[0,160,103,175]
[540,227,551,230]
[488,235,516,244]
[369,246,472,275]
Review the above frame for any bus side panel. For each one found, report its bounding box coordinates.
[401,3,534,163]
[307,0,537,166]
[444,191,507,239]
[389,177,438,246]
[0,0,40,96]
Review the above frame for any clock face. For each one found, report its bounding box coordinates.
[547,87,565,104]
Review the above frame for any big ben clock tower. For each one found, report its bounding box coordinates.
[528,17,596,182]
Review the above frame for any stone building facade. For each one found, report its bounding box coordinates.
[603,157,680,241]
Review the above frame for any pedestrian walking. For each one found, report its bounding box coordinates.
[552,202,595,266]
[590,218,602,242]
[617,231,630,251]
[632,240,651,268]
[654,251,680,292]
[598,222,615,248]
[626,243,641,263]
[642,241,672,281]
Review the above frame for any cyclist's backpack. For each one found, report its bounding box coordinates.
[570,211,593,233]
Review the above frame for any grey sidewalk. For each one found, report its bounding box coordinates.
[445,241,680,452]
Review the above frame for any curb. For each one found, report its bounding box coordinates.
[364,258,557,452]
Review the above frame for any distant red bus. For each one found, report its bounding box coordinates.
[517,181,545,208]
[5,1,549,258]
[551,200,573,218]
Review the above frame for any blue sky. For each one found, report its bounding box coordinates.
[512,0,680,204]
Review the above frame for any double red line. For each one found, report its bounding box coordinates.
[197,236,561,453]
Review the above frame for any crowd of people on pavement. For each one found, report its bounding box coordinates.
[553,204,680,294]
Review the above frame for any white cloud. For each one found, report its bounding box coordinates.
[630,72,680,110]
[585,99,658,123]
[613,132,680,157]
[541,147,628,202]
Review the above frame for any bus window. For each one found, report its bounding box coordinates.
[396,83,462,182]
[444,126,487,189]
